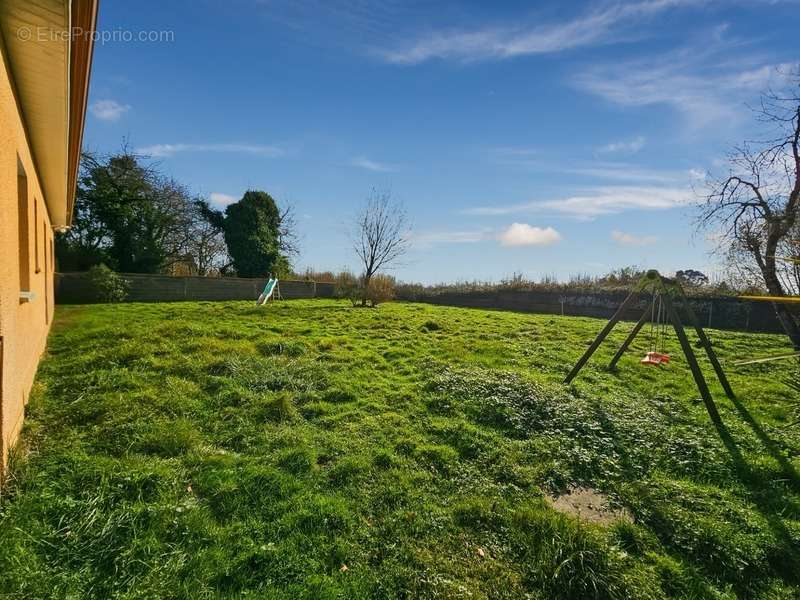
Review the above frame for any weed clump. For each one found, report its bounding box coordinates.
[258,392,297,422]
[277,447,316,475]
[510,502,641,598]
[421,320,441,332]
[322,389,356,403]
[135,419,201,457]
[327,456,367,486]
[415,444,459,473]
[280,494,352,534]
[225,355,328,394]
[372,450,397,470]
[452,497,506,531]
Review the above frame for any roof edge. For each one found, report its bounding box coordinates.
[65,0,98,228]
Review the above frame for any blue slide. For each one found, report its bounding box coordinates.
[256,278,278,305]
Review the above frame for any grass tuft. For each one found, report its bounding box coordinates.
[421,320,441,332]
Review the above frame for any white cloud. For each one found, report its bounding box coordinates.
[563,164,681,184]
[573,44,795,129]
[349,156,396,172]
[465,185,693,219]
[597,136,646,154]
[210,192,238,207]
[542,187,691,217]
[498,223,562,247]
[413,224,561,248]
[90,99,131,122]
[611,230,658,246]
[489,149,697,184]
[137,143,284,158]
[375,0,702,64]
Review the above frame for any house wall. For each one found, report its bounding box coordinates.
[0,40,56,471]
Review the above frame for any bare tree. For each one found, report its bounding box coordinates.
[722,227,800,296]
[700,69,800,349]
[278,203,300,260]
[186,200,228,275]
[352,189,410,306]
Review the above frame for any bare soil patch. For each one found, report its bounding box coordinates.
[550,487,633,524]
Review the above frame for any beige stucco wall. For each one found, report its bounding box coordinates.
[0,39,56,472]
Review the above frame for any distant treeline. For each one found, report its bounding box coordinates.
[394,268,758,300]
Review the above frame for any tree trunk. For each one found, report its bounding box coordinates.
[361,273,371,307]
[773,304,800,350]
[760,246,800,350]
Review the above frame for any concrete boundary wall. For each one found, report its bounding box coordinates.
[56,273,787,334]
[55,272,335,304]
[400,290,784,334]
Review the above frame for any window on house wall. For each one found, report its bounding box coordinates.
[17,158,30,292]
[34,199,40,273]
[45,236,50,324]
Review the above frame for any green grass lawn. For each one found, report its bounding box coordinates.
[1,300,799,599]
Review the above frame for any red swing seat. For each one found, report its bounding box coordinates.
[640,293,671,366]
[640,351,670,366]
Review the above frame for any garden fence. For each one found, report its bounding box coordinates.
[398,289,785,334]
[55,272,335,304]
[56,272,787,334]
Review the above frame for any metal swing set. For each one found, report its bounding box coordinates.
[564,270,734,424]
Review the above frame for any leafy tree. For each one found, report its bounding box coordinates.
[82,153,168,272]
[58,151,231,276]
[200,190,294,278]
[56,166,111,270]
[675,269,709,287]
[597,266,645,287]
[58,152,192,273]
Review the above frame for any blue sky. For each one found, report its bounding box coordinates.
[83,0,798,284]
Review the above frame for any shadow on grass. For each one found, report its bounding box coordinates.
[711,412,800,582]
[784,375,800,427]
[727,394,800,491]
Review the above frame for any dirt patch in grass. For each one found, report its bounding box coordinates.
[549,487,633,525]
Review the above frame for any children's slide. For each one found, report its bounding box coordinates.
[256,278,278,305]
